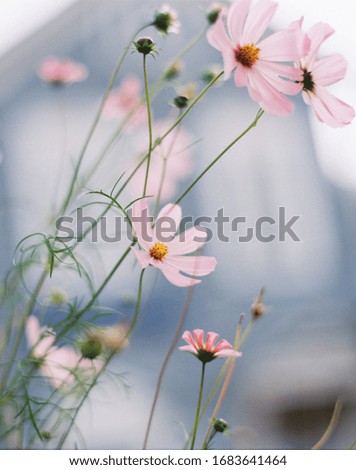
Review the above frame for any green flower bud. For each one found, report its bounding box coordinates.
[212,418,229,433]
[173,95,189,109]
[134,37,156,56]
[79,338,102,359]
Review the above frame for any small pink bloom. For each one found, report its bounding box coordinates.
[26,316,102,389]
[38,57,88,85]
[103,76,147,130]
[291,19,355,128]
[179,329,242,363]
[207,0,310,116]
[128,120,192,201]
[130,199,217,287]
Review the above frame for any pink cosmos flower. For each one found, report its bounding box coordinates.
[179,329,242,363]
[38,57,88,85]
[26,316,102,389]
[130,199,217,287]
[128,120,192,201]
[291,19,355,128]
[207,0,311,115]
[103,76,147,130]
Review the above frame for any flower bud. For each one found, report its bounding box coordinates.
[87,323,129,353]
[41,431,52,441]
[251,287,268,320]
[153,5,180,35]
[212,418,229,433]
[164,61,183,81]
[173,95,189,109]
[79,338,102,359]
[134,37,156,56]
[206,3,224,25]
[201,64,223,84]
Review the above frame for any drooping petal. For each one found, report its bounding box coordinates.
[179,344,197,354]
[215,349,243,358]
[305,22,335,66]
[312,54,347,86]
[255,61,302,95]
[159,263,201,287]
[130,198,154,250]
[247,68,295,115]
[242,0,278,44]
[207,14,236,79]
[205,332,219,351]
[165,255,217,276]
[259,28,310,62]
[168,226,208,255]
[227,0,251,43]
[131,246,151,268]
[305,87,355,128]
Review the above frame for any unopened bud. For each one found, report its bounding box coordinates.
[251,287,268,320]
[80,338,102,360]
[153,5,180,35]
[134,37,156,56]
[206,3,224,25]
[212,418,229,433]
[173,95,189,109]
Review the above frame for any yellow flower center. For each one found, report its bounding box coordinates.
[150,242,168,260]
[235,44,260,68]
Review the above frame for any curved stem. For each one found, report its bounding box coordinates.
[190,362,206,450]
[142,55,153,198]
[142,284,194,449]
[175,109,264,205]
[311,398,343,450]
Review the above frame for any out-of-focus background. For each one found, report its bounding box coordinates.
[0,0,355,449]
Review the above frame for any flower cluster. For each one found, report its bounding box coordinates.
[207,0,354,125]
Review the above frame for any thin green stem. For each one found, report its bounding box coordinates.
[176,109,264,205]
[127,269,145,337]
[59,25,148,216]
[190,362,206,450]
[142,55,153,198]
[57,244,133,339]
[0,268,48,389]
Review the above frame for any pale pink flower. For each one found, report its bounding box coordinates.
[103,76,147,130]
[179,329,242,363]
[26,316,102,389]
[207,0,310,115]
[291,19,355,128]
[38,57,88,85]
[130,199,217,287]
[128,120,192,201]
